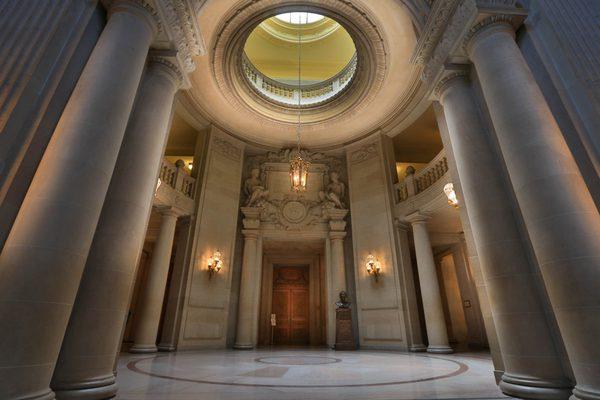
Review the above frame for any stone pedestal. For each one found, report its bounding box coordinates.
[130,208,179,353]
[0,3,157,399]
[334,307,356,351]
[467,18,600,400]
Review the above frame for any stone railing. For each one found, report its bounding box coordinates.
[158,158,195,199]
[155,158,196,216]
[396,150,449,203]
[242,52,357,106]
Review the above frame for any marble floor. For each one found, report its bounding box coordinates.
[116,348,513,400]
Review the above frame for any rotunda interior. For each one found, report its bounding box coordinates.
[0,1,599,400]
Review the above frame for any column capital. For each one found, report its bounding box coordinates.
[329,231,347,241]
[147,54,185,89]
[156,206,181,218]
[464,15,519,55]
[394,218,410,232]
[242,230,260,240]
[433,69,470,101]
[103,0,160,38]
[405,211,431,225]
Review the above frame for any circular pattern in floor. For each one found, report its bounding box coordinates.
[127,350,469,388]
[256,355,342,365]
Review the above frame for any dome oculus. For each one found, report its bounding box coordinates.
[243,12,357,107]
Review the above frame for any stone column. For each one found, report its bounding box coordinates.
[436,72,572,399]
[394,220,426,352]
[329,232,347,298]
[467,19,600,400]
[233,220,262,349]
[0,2,157,399]
[407,213,452,354]
[130,208,179,353]
[50,58,182,398]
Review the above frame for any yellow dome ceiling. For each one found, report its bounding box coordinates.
[244,13,356,85]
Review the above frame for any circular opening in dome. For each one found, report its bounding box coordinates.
[275,12,325,25]
[242,12,357,107]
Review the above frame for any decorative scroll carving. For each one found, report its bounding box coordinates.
[160,0,204,73]
[420,0,477,83]
[349,143,378,164]
[212,137,241,161]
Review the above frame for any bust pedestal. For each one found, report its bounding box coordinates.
[334,307,356,350]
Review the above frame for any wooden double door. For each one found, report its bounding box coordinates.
[271,266,310,345]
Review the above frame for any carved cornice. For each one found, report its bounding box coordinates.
[157,0,205,73]
[411,0,461,65]
[413,0,526,88]
[418,0,478,84]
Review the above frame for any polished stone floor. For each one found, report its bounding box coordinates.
[116,348,512,400]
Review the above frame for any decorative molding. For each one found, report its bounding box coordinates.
[420,0,478,84]
[463,14,518,51]
[102,0,162,31]
[158,0,205,73]
[411,0,461,65]
[148,55,185,86]
[433,70,470,99]
[210,0,388,128]
[349,143,378,164]
[212,137,242,161]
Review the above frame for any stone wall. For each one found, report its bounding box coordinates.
[346,135,410,350]
[177,126,245,349]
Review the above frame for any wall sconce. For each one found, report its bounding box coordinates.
[444,183,459,208]
[208,250,222,279]
[366,254,381,282]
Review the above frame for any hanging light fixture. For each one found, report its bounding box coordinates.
[290,13,310,192]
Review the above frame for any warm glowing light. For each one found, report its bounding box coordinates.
[366,254,382,281]
[444,183,459,208]
[208,250,222,279]
[290,153,309,192]
[188,163,193,170]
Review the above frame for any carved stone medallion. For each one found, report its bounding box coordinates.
[282,200,307,224]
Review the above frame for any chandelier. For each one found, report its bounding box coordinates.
[290,14,310,192]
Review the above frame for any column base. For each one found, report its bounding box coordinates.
[426,345,453,354]
[53,377,117,400]
[129,344,158,354]
[500,374,572,400]
[19,389,56,400]
[409,344,427,352]
[233,343,254,350]
[570,386,600,400]
[157,344,176,352]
